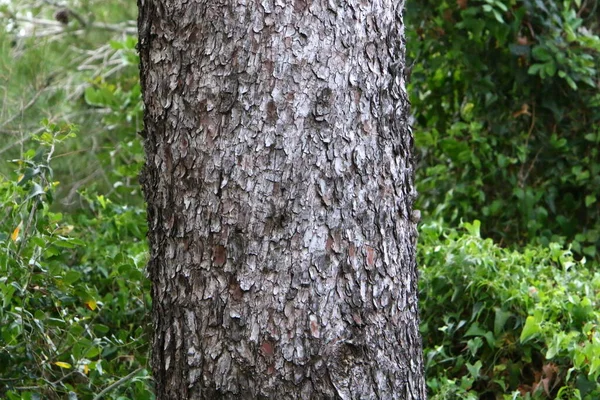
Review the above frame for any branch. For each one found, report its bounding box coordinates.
[91,368,145,400]
[12,16,137,36]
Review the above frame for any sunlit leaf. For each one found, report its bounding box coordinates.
[54,362,72,369]
[85,299,97,311]
[520,316,541,343]
[11,222,22,242]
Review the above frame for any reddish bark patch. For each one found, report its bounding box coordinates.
[165,213,175,231]
[180,135,188,153]
[260,341,274,358]
[331,231,342,253]
[310,320,320,337]
[164,144,173,173]
[229,280,243,301]
[353,89,361,105]
[294,0,307,13]
[264,60,274,75]
[366,246,375,267]
[326,236,333,252]
[266,100,278,124]
[213,245,226,266]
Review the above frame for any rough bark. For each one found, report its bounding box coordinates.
[138,0,425,399]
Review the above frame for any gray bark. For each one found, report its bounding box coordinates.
[138,0,425,399]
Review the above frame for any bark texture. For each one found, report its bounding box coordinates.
[138,0,425,398]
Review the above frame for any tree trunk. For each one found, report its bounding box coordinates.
[138,0,425,398]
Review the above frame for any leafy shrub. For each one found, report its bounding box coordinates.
[0,123,152,400]
[407,1,600,396]
[406,0,600,258]
[0,0,141,204]
[3,2,599,400]
[420,219,600,399]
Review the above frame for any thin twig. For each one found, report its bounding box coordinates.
[62,168,103,205]
[13,16,136,35]
[0,126,45,156]
[91,368,144,400]
[518,103,537,188]
[576,0,589,17]
[1,88,47,129]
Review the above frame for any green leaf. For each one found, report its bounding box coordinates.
[532,46,553,62]
[63,270,81,285]
[25,182,45,201]
[86,347,100,358]
[583,246,596,258]
[520,315,541,343]
[467,361,482,379]
[492,9,504,23]
[462,220,481,237]
[93,324,110,335]
[544,62,557,77]
[528,63,543,75]
[493,308,511,336]
[564,75,578,90]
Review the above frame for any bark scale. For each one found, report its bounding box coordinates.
[138,0,425,398]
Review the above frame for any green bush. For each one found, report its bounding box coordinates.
[0,0,141,204]
[406,0,600,258]
[420,220,600,399]
[407,1,600,397]
[0,123,152,400]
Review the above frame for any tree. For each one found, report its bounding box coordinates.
[137,0,425,398]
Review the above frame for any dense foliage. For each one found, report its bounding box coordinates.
[0,124,151,399]
[0,0,598,398]
[406,0,600,397]
[407,0,600,258]
[420,221,600,399]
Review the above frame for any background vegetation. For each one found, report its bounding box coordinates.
[0,0,598,398]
